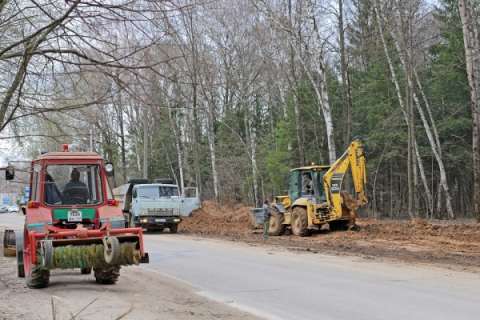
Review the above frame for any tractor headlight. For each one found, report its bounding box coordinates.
[140,218,148,223]
[174,218,181,222]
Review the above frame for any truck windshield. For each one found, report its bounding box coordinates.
[137,186,179,199]
[44,164,103,205]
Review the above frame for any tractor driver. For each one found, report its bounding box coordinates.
[62,168,89,204]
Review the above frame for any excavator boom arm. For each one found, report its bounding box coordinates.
[323,140,368,217]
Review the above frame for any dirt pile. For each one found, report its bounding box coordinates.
[180,202,480,270]
[180,201,254,236]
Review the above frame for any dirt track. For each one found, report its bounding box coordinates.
[0,229,259,320]
[180,201,480,271]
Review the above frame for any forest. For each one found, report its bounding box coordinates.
[1,0,479,220]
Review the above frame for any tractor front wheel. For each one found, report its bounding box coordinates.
[291,207,309,237]
[269,211,285,236]
[27,265,50,289]
[15,231,24,278]
[94,266,120,284]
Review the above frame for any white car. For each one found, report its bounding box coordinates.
[0,205,9,213]
[7,206,18,213]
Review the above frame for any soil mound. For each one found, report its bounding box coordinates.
[180,201,253,236]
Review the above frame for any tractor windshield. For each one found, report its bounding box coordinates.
[44,164,103,205]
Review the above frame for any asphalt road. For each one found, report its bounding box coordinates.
[2,213,480,320]
[144,235,480,320]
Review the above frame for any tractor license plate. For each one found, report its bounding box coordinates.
[155,218,166,223]
[68,210,82,222]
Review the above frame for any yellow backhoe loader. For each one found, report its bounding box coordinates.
[269,139,368,236]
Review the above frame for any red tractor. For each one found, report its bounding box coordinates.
[10,146,149,288]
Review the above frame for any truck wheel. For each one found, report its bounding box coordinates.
[269,212,285,236]
[169,224,178,234]
[291,207,309,237]
[94,266,120,284]
[81,267,92,274]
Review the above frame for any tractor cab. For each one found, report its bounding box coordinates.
[27,151,116,229]
[288,165,329,204]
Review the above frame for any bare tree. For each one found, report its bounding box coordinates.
[458,0,480,220]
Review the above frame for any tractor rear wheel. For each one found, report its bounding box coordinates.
[269,211,285,236]
[94,266,120,284]
[291,207,309,237]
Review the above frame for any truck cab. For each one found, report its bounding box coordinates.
[130,183,182,232]
[114,181,197,232]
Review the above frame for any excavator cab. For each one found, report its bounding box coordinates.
[288,168,328,202]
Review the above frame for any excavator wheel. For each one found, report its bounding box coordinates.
[291,207,309,237]
[269,210,285,236]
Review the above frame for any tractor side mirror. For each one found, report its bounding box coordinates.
[105,162,114,177]
[5,166,14,180]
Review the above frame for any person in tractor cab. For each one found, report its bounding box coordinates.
[62,168,89,204]
[44,173,62,204]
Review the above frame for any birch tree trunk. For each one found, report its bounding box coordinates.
[206,100,219,200]
[294,47,337,164]
[387,1,455,218]
[458,0,480,220]
[246,101,258,206]
[338,0,353,146]
[374,0,433,218]
[312,16,337,163]
[167,90,185,195]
